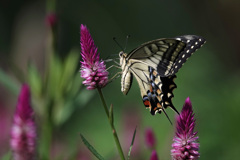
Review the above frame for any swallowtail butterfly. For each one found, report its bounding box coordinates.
[119,35,206,116]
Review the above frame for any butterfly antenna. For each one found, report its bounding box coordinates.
[113,37,124,51]
[161,107,173,125]
[124,35,130,52]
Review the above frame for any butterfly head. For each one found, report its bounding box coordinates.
[119,51,128,66]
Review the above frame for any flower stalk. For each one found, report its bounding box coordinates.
[80,24,124,159]
[97,88,125,160]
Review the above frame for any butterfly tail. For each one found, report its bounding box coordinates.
[161,106,173,125]
[160,75,179,114]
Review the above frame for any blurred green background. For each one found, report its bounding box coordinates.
[1,0,240,159]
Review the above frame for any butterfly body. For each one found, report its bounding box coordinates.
[119,35,206,115]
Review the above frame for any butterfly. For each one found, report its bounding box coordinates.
[119,35,206,117]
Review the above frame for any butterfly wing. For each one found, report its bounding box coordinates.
[126,35,206,76]
[167,35,206,75]
[121,35,206,115]
[127,59,178,115]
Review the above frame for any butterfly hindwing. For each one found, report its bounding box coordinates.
[128,63,164,115]
[147,67,178,115]
[128,62,178,115]
[160,75,178,114]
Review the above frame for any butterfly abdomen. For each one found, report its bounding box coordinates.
[121,69,133,95]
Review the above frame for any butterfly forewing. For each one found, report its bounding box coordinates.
[168,35,206,75]
[126,39,187,77]
[120,35,206,116]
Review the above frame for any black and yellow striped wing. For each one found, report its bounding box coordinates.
[121,35,206,115]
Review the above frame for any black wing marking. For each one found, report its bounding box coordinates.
[160,75,178,114]
[147,67,178,115]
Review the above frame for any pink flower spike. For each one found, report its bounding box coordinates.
[10,84,36,160]
[80,24,108,90]
[45,12,57,27]
[171,97,200,160]
[150,150,159,160]
[145,128,156,149]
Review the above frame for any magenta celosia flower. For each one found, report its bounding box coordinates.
[45,12,57,27]
[150,150,159,160]
[10,84,36,160]
[171,97,200,160]
[80,24,108,90]
[145,128,156,149]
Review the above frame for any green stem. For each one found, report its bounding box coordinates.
[39,100,54,160]
[97,88,109,118]
[97,88,125,160]
[46,0,56,13]
[39,118,52,160]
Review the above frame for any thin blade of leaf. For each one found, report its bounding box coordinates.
[109,104,114,127]
[80,134,105,160]
[127,127,137,160]
[0,68,19,95]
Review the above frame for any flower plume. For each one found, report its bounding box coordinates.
[145,127,156,149]
[150,150,159,160]
[171,97,200,160]
[80,24,108,90]
[10,84,36,160]
[45,12,57,27]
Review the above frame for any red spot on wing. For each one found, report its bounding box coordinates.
[143,99,150,107]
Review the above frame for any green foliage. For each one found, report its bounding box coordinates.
[0,68,20,95]
[127,127,137,160]
[28,50,88,127]
[80,134,105,160]
[1,152,11,160]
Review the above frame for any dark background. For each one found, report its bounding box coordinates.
[1,0,240,159]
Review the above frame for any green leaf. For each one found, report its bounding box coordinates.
[1,151,11,160]
[60,50,80,92]
[47,54,63,100]
[0,68,19,95]
[28,63,43,98]
[127,127,137,160]
[80,134,105,160]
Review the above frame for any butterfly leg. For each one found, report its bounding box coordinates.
[107,71,122,84]
[113,59,120,66]
[104,58,120,65]
[106,65,121,71]
[104,59,115,63]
